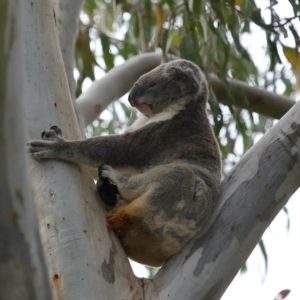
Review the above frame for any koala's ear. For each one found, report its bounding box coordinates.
[167,65,199,93]
[166,60,208,101]
[167,66,195,82]
[167,60,201,81]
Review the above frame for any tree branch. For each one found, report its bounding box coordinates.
[54,0,84,100]
[145,96,300,300]
[208,75,295,119]
[76,53,295,128]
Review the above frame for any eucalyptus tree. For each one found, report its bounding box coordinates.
[1,0,300,299]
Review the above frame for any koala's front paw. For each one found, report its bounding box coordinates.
[27,126,64,160]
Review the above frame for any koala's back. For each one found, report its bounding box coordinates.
[106,100,221,266]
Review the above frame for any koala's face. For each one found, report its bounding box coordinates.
[128,59,207,117]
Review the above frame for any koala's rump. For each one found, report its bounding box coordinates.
[106,163,212,267]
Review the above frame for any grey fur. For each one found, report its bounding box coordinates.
[27,59,221,266]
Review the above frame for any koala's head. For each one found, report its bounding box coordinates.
[128,59,208,117]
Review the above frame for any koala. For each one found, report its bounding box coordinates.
[27,59,221,267]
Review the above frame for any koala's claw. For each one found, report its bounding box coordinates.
[99,164,114,176]
[99,164,112,177]
[50,125,62,136]
[98,164,127,187]
[41,126,62,140]
[98,164,119,183]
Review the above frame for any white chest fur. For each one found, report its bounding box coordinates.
[125,101,186,133]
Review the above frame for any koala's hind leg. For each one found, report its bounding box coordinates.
[103,163,199,266]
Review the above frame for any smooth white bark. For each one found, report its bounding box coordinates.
[23,0,141,299]
[0,1,52,299]
[76,53,295,128]
[145,94,300,300]
[54,0,84,100]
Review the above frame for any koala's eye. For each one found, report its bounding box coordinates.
[149,82,157,88]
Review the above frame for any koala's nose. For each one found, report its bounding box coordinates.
[128,84,142,103]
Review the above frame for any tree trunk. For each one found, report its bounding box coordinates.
[0,1,52,299]
[21,0,142,299]
[54,0,84,101]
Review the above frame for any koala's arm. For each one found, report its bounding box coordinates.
[27,127,134,167]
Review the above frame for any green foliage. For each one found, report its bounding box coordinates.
[147,266,159,279]
[76,0,297,275]
[258,239,268,275]
[99,33,115,70]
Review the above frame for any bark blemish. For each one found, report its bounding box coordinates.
[101,248,115,283]
[291,122,300,131]
[108,225,118,254]
[52,273,62,300]
[54,102,57,108]
[94,104,102,114]
[47,223,51,229]
[200,279,223,300]
[53,9,57,26]
[284,122,300,152]
[15,188,23,204]
[49,189,55,200]
[11,211,19,223]
[106,224,112,235]
[252,94,262,105]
